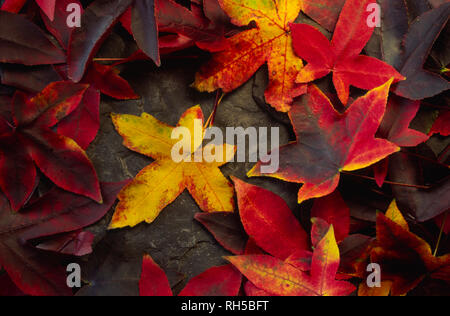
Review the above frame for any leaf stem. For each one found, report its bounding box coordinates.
[204,91,225,128]
[401,150,450,169]
[434,211,448,257]
[93,58,127,62]
[341,171,431,189]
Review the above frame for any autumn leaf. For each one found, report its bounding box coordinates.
[139,255,173,296]
[388,152,450,222]
[291,0,405,105]
[110,105,235,228]
[378,96,430,148]
[194,0,306,112]
[393,3,450,100]
[195,212,247,255]
[36,231,95,257]
[68,0,135,82]
[139,254,242,296]
[56,86,100,150]
[83,62,139,100]
[0,64,62,94]
[249,80,400,204]
[0,181,128,296]
[0,81,101,211]
[130,0,160,64]
[301,0,346,32]
[178,264,242,296]
[0,11,65,66]
[226,226,356,296]
[360,200,450,296]
[233,177,308,260]
[41,0,83,49]
[311,191,350,243]
[374,95,430,187]
[1,0,55,20]
[429,110,450,136]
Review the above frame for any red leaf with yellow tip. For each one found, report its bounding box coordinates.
[233,177,308,260]
[0,81,101,210]
[194,0,306,112]
[291,0,405,105]
[226,226,355,296]
[368,201,450,296]
[249,80,400,204]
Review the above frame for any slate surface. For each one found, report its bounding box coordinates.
[77,30,302,296]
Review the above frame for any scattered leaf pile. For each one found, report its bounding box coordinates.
[0,0,449,296]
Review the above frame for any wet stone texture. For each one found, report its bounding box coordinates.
[78,30,301,296]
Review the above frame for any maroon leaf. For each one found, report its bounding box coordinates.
[36,231,95,256]
[0,181,128,296]
[41,0,83,49]
[195,212,247,255]
[131,0,160,65]
[56,86,100,150]
[68,0,134,82]
[393,3,450,99]
[83,62,139,100]
[0,11,65,65]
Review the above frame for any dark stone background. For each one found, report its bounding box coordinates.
[76,29,305,295]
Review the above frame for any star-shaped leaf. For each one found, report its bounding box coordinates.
[291,0,405,105]
[110,106,235,228]
[194,0,306,112]
[249,80,400,204]
[0,81,101,211]
[226,226,355,296]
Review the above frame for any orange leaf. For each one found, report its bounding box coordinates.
[193,0,306,112]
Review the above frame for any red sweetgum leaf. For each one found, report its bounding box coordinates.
[249,80,399,204]
[291,0,405,105]
[371,206,450,296]
[178,264,242,296]
[35,0,55,21]
[226,226,356,296]
[139,254,173,296]
[311,191,350,243]
[233,177,308,260]
[83,62,139,100]
[56,86,100,150]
